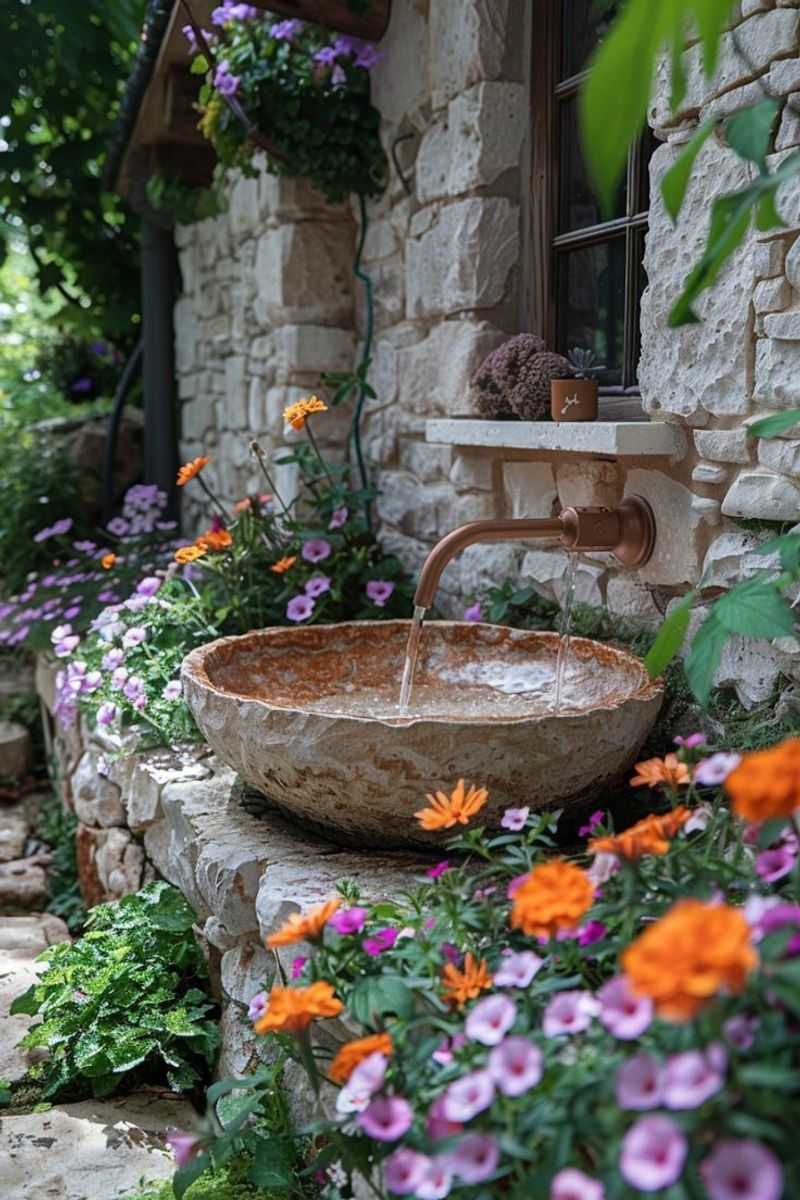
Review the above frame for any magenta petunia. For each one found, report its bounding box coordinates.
[578,809,604,837]
[426,860,450,879]
[493,949,543,988]
[445,1134,499,1185]
[597,975,653,1040]
[619,1116,687,1193]
[577,920,607,947]
[487,1036,543,1097]
[549,1168,605,1200]
[464,994,517,1047]
[542,990,599,1037]
[290,956,307,979]
[357,1095,414,1142]
[701,1139,782,1200]
[362,927,399,956]
[302,538,332,563]
[673,732,707,748]
[329,906,367,935]
[756,844,797,882]
[615,1053,664,1111]
[441,1069,495,1122]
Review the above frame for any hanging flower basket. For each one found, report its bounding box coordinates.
[245,0,391,39]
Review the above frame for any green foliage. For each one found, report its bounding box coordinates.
[193,13,386,202]
[581,1,800,325]
[122,1157,274,1200]
[748,408,800,438]
[146,175,228,226]
[0,1,145,339]
[644,590,694,679]
[28,793,87,934]
[11,882,218,1100]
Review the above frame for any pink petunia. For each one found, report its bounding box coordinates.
[597,975,653,1040]
[701,1139,783,1200]
[337,1052,388,1114]
[426,860,450,880]
[487,1036,543,1097]
[586,852,619,886]
[302,538,332,563]
[290,956,307,979]
[247,991,268,1022]
[723,1014,759,1052]
[615,1053,664,1111]
[549,1168,605,1200]
[620,1116,687,1192]
[445,1134,499,1185]
[694,752,741,786]
[674,732,707,748]
[501,806,530,831]
[440,1069,495,1122]
[165,1131,201,1167]
[366,579,395,607]
[663,1047,726,1110]
[329,506,348,529]
[329,906,367,935]
[426,1093,463,1141]
[542,990,599,1038]
[357,1095,414,1142]
[383,1148,429,1196]
[463,602,482,622]
[415,1156,453,1200]
[464,994,518,1046]
[493,949,544,988]
[756,844,797,882]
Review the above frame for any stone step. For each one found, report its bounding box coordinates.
[0,1090,196,1199]
[0,721,33,781]
[0,858,48,912]
[0,914,71,1085]
[0,803,30,863]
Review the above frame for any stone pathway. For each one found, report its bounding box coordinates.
[0,794,195,1199]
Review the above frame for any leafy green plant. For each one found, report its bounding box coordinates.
[28,792,87,934]
[10,882,219,1100]
[581,0,800,325]
[123,1156,281,1200]
[146,175,228,226]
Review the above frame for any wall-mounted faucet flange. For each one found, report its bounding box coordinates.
[559,494,656,570]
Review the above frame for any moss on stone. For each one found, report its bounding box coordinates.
[123,1158,268,1200]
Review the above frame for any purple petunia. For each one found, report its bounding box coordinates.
[441,1070,495,1122]
[500,805,529,831]
[329,506,348,529]
[445,1134,499,1185]
[701,1138,782,1200]
[463,602,482,622]
[542,990,599,1037]
[162,680,182,702]
[314,45,339,67]
[616,1053,664,1111]
[137,576,162,597]
[302,538,331,563]
[34,518,73,543]
[357,1095,413,1142]
[549,1169,605,1200]
[247,991,268,1023]
[286,594,315,622]
[96,702,118,726]
[366,579,394,607]
[354,43,382,69]
[597,975,653,1040]
[214,60,240,95]
[304,575,331,599]
[269,17,303,40]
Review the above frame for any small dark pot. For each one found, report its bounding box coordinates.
[550,378,599,422]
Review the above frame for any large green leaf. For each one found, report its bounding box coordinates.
[748,409,800,438]
[661,118,718,221]
[249,1133,296,1190]
[644,591,695,678]
[754,533,800,573]
[684,611,729,706]
[727,97,780,170]
[714,578,796,640]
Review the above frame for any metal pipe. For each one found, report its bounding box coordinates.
[140,216,178,519]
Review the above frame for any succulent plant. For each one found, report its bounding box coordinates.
[567,346,598,378]
[471,334,547,419]
[509,350,573,420]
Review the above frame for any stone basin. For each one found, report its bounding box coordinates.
[182,621,663,850]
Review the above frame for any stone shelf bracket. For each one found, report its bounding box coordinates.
[425,420,688,461]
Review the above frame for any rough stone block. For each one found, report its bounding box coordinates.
[701,530,764,588]
[457,542,519,599]
[220,942,273,1007]
[770,57,800,96]
[254,223,354,327]
[396,318,506,416]
[692,462,729,485]
[721,469,800,518]
[398,439,453,484]
[429,0,512,105]
[605,575,662,625]
[757,435,800,474]
[448,451,496,492]
[754,276,791,312]
[0,858,48,911]
[257,168,347,222]
[763,308,800,337]
[0,721,32,780]
[71,752,125,828]
[693,428,753,463]
[125,746,214,834]
[753,335,800,405]
[416,83,526,203]
[716,635,792,708]
[503,462,558,519]
[519,548,606,608]
[626,470,714,585]
[371,0,430,124]
[753,236,787,278]
[405,198,519,319]
[0,806,29,863]
[555,460,623,509]
[94,828,146,901]
[640,140,755,419]
[227,173,260,242]
[277,325,355,376]
[776,96,800,150]
[785,234,800,290]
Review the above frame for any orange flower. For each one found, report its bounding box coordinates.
[414,780,488,831]
[631,754,691,789]
[283,395,328,431]
[724,737,800,822]
[589,806,692,861]
[270,555,297,574]
[622,898,757,1021]
[441,952,493,1008]
[101,552,117,570]
[234,494,271,513]
[510,860,594,939]
[177,455,212,486]
[195,528,233,552]
[267,898,342,948]
[329,1033,393,1084]
[175,544,207,565]
[253,981,343,1035]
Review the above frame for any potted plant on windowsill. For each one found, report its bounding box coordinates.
[550,348,599,422]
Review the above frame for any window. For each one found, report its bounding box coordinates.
[530,0,654,394]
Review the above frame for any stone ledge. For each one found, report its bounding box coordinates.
[426,419,688,460]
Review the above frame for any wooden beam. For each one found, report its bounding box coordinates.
[163,66,206,145]
[247,0,391,40]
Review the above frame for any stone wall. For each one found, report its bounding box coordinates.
[175,0,800,704]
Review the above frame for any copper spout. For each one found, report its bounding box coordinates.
[413,495,656,609]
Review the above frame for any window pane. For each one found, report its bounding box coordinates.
[556,237,626,387]
[558,95,626,233]
[562,0,618,79]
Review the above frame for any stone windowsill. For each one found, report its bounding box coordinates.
[425,419,688,460]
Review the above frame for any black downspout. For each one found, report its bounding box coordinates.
[140,216,179,520]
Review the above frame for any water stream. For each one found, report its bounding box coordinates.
[398,604,427,714]
[553,553,578,714]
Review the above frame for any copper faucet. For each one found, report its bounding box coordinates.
[413,495,656,609]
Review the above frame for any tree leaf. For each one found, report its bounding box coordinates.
[661,118,718,221]
[644,591,695,678]
[10,985,40,1016]
[748,409,800,438]
[727,97,780,170]
[249,1133,295,1189]
[754,533,800,573]
[714,578,796,639]
[684,611,729,706]
[174,1153,211,1200]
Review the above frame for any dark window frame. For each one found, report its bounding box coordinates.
[529,0,650,402]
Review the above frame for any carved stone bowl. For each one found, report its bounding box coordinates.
[182,621,663,849]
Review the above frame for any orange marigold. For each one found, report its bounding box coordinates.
[253,981,343,1035]
[270,555,297,574]
[175,544,207,565]
[329,1033,393,1084]
[441,952,493,1008]
[622,898,757,1021]
[283,395,328,431]
[267,898,342,948]
[101,552,117,570]
[177,455,212,486]
[414,779,488,831]
[510,859,594,939]
[196,528,233,552]
[631,754,691,789]
[589,806,692,861]
[724,737,800,823]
